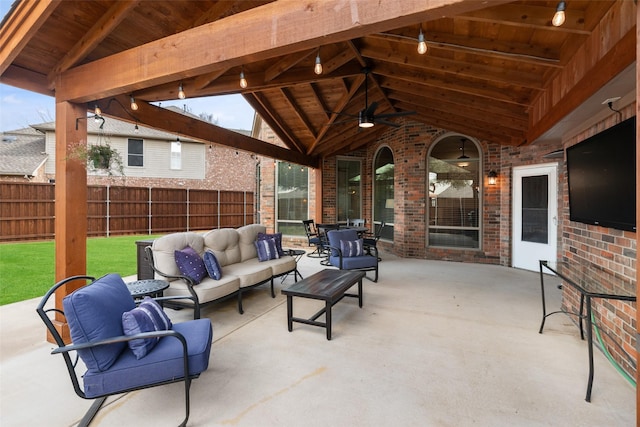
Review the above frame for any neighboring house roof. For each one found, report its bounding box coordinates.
[0,127,47,176]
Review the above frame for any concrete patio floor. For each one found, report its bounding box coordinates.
[1,253,635,426]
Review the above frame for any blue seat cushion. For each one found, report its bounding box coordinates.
[83,319,213,398]
[63,274,136,372]
[329,254,377,269]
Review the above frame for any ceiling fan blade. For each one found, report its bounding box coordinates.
[364,101,378,117]
[374,118,401,128]
[375,110,417,119]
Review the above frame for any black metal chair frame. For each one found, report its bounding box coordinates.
[363,221,385,261]
[316,223,340,265]
[36,275,200,427]
[303,219,323,258]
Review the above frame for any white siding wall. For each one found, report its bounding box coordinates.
[43,132,205,179]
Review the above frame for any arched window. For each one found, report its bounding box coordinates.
[373,146,394,241]
[427,135,480,248]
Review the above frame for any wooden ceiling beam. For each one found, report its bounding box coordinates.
[346,39,395,112]
[280,87,318,140]
[456,3,589,35]
[373,62,531,106]
[46,1,140,89]
[194,68,229,91]
[0,0,60,76]
[359,42,545,90]
[378,76,527,119]
[264,50,314,82]
[57,0,510,102]
[245,91,304,153]
[367,32,562,67]
[95,94,318,168]
[388,91,527,132]
[0,64,53,96]
[308,74,365,155]
[412,112,521,145]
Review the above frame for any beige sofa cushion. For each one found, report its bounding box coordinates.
[223,258,273,288]
[262,256,296,276]
[236,224,266,261]
[203,228,241,266]
[164,275,240,303]
[151,232,204,280]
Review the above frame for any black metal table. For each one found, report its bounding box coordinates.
[538,260,636,402]
[282,269,365,340]
[282,248,305,282]
[126,279,169,299]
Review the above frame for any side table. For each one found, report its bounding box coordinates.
[283,248,305,282]
[126,279,169,300]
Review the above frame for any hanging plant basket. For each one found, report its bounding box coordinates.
[67,140,125,176]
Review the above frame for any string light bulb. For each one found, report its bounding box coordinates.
[134,123,139,134]
[130,96,139,111]
[417,27,427,55]
[552,1,566,27]
[178,83,186,99]
[314,50,323,75]
[94,105,102,116]
[239,70,248,89]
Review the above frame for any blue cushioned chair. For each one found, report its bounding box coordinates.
[327,229,378,282]
[36,274,212,427]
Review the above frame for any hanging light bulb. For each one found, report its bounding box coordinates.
[417,27,427,55]
[314,50,323,75]
[178,83,186,99]
[130,96,139,111]
[239,70,248,89]
[94,104,102,116]
[134,123,139,134]
[552,1,566,27]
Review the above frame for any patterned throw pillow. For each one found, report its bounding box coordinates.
[203,250,222,280]
[340,239,364,257]
[174,246,207,284]
[257,232,285,256]
[122,297,173,359]
[254,237,280,262]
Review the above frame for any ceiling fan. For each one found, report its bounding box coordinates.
[334,67,416,128]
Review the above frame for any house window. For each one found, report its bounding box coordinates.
[337,158,362,224]
[427,136,480,249]
[276,162,309,236]
[127,138,143,167]
[373,146,394,241]
[170,139,181,170]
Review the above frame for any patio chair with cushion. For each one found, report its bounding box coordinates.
[363,221,385,261]
[326,228,378,282]
[302,219,323,258]
[316,223,340,265]
[36,273,212,427]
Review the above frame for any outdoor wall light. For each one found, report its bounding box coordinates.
[488,170,498,185]
[417,27,427,55]
[178,83,186,99]
[552,1,566,27]
[239,70,248,89]
[130,96,139,111]
[314,50,323,75]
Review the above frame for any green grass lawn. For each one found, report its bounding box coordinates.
[0,235,159,306]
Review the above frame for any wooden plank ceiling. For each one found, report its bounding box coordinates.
[0,0,618,167]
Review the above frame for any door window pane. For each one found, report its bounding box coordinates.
[337,159,361,223]
[276,163,308,236]
[373,147,394,240]
[521,175,548,244]
[428,136,480,248]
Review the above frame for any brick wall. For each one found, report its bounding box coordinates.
[558,103,637,378]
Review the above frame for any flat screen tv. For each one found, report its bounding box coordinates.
[566,116,636,232]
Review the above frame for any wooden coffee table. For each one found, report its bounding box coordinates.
[281,269,365,340]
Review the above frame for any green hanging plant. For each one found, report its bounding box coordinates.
[67,140,125,176]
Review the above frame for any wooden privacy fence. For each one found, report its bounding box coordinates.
[0,182,255,242]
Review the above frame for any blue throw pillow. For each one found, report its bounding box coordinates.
[255,238,280,262]
[174,246,207,284]
[63,274,136,372]
[257,232,285,256]
[122,297,173,359]
[203,250,222,280]
[340,239,364,257]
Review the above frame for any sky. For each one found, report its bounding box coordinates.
[0,0,256,132]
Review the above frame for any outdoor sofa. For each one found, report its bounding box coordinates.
[147,224,297,318]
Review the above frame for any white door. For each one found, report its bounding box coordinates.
[512,164,558,271]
